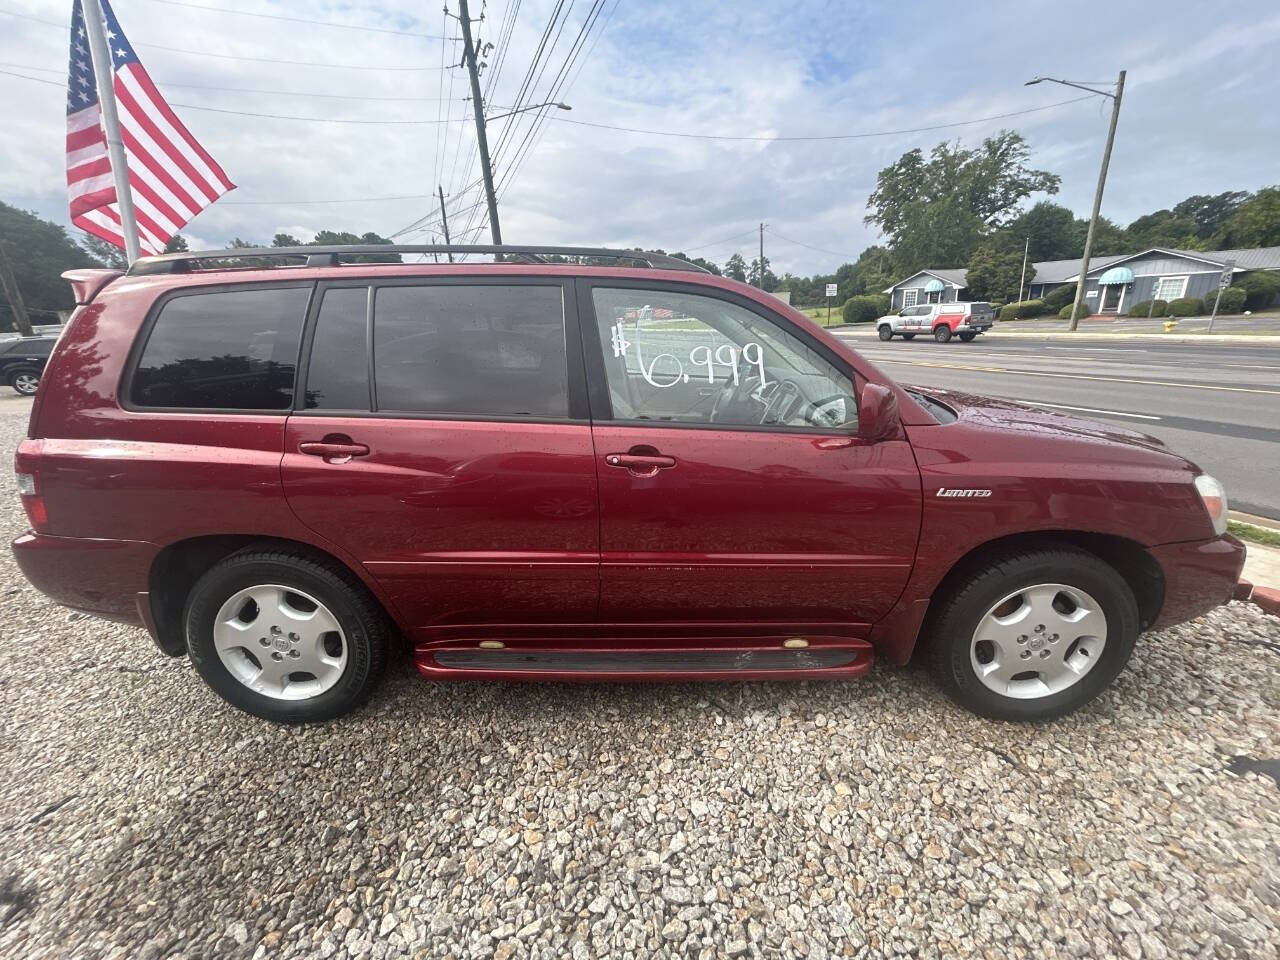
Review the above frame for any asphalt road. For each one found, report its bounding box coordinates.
[834,328,1280,520]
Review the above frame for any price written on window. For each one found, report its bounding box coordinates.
[610,320,770,389]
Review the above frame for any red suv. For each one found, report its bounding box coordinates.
[12,245,1244,723]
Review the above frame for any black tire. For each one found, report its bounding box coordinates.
[926,546,1139,721]
[8,367,41,396]
[901,333,916,340]
[878,326,893,341]
[185,549,391,723]
[958,332,976,342]
[933,325,952,343]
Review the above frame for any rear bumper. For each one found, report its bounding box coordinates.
[1149,533,1246,629]
[12,531,156,628]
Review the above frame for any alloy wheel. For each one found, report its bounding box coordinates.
[212,584,347,701]
[969,582,1108,700]
[13,374,39,395]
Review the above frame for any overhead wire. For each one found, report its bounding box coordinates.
[137,0,449,38]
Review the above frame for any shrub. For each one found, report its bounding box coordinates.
[1043,284,1077,311]
[1057,304,1076,319]
[1234,272,1280,311]
[842,294,889,324]
[1166,296,1205,317]
[1207,286,1247,314]
[1127,299,1167,317]
[997,299,1047,321]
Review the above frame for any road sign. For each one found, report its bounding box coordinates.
[1218,259,1236,289]
[825,283,838,298]
[1208,259,1236,333]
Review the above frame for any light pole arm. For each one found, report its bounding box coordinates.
[486,102,571,123]
[1025,77,1116,99]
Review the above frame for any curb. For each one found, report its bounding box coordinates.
[1251,586,1280,617]
[986,331,1276,343]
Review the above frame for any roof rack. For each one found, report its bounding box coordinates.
[126,244,710,276]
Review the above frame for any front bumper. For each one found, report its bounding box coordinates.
[1149,533,1246,629]
[12,531,156,627]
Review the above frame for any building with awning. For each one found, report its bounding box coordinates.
[885,246,1280,316]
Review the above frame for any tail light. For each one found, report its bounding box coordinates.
[15,471,47,531]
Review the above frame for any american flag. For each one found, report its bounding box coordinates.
[66,0,234,255]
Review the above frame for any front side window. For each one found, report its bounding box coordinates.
[372,285,568,417]
[591,287,857,431]
[131,286,309,409]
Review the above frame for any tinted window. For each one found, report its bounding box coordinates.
[131,287,308,409]
[5,339,54,357]
[305,287,369,410]
[591,287,857,431]
[372,285,567,417]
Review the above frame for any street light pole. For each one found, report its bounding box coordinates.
[1026,71,1125,332]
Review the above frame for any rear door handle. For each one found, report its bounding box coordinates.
[299,439,370,462]
[605,453,676,477]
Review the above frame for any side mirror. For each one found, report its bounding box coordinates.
[858,383,901,442]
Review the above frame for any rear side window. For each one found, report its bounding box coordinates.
[5,339,53,357]
[131,287,309,409]
[372,285,567,418]
[304,287,369,410]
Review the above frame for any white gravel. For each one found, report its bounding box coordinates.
[0,393,1277,959]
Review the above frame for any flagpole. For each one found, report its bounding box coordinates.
[81,0,140,264]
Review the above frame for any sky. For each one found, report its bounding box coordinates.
[3,0,1280,276]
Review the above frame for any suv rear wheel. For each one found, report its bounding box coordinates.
[926,546,1139,720]
[878,325,893,341]
[185,549,390,723]
[933,325,952,343]
[9,367,41,396]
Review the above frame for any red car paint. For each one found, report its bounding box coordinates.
[12,263,1244,683]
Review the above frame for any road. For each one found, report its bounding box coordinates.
[833,328,1280,520]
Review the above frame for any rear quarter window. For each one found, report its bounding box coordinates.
[130,286,310,410]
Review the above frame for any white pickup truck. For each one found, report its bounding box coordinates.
[876,302,996,342]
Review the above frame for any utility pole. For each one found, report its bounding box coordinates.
[1026,71,1124,331]
[0,243,35,337]
[456,0,501,248]
[758,222,766,290]
[1017,236,1029,304]
[83,0,141,265]
[437,185,454,262]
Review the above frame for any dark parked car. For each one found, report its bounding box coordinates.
[11,245,1245,724]
[0,336,57,395]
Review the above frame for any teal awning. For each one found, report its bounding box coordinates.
[923,278,945,293]
[1098,267,1134,285]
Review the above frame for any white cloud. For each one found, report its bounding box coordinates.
[4,0,1280,275]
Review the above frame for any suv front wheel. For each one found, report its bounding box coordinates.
[926,546,1139,721]
[878,325,893,341]
[185,549,391,723]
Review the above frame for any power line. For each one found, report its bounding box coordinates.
[223,193,450,206]
[679,228,760,254]
[138,0,449,38]
[764,227,860,262]
[0,68,61,87]
[165,103,478,123]
[0,8,446,70]
[543,95,1098,141]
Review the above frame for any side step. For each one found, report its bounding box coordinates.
[416,640,873,681]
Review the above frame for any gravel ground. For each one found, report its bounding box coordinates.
[0,394,1278,960]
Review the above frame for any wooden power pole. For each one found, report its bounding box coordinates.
[457,0,501,248]
[0,244,35,337]
[438,185,454,262]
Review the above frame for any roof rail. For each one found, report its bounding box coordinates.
[126,244,710,276]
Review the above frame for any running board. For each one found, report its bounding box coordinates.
[416,640,873,681]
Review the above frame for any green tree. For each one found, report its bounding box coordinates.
[1072,216,1128,256]
[272,233,303,247]
[1221,186,1280,248]
[80,233,127,269]
[163,234,189,253]
[846,245,896,295]
[747,255,777,290]
[0,204,102,331]
[724,252,747,283]
[1173,191,1249,240]
[966,244,1033,302]
[1125,210,1204,249]
[866,131,1060,270]
[1001,201,1077,261]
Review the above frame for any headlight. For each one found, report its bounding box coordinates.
[1194,474,1228,536]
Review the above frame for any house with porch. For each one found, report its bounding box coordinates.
[884,246,1280,315]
